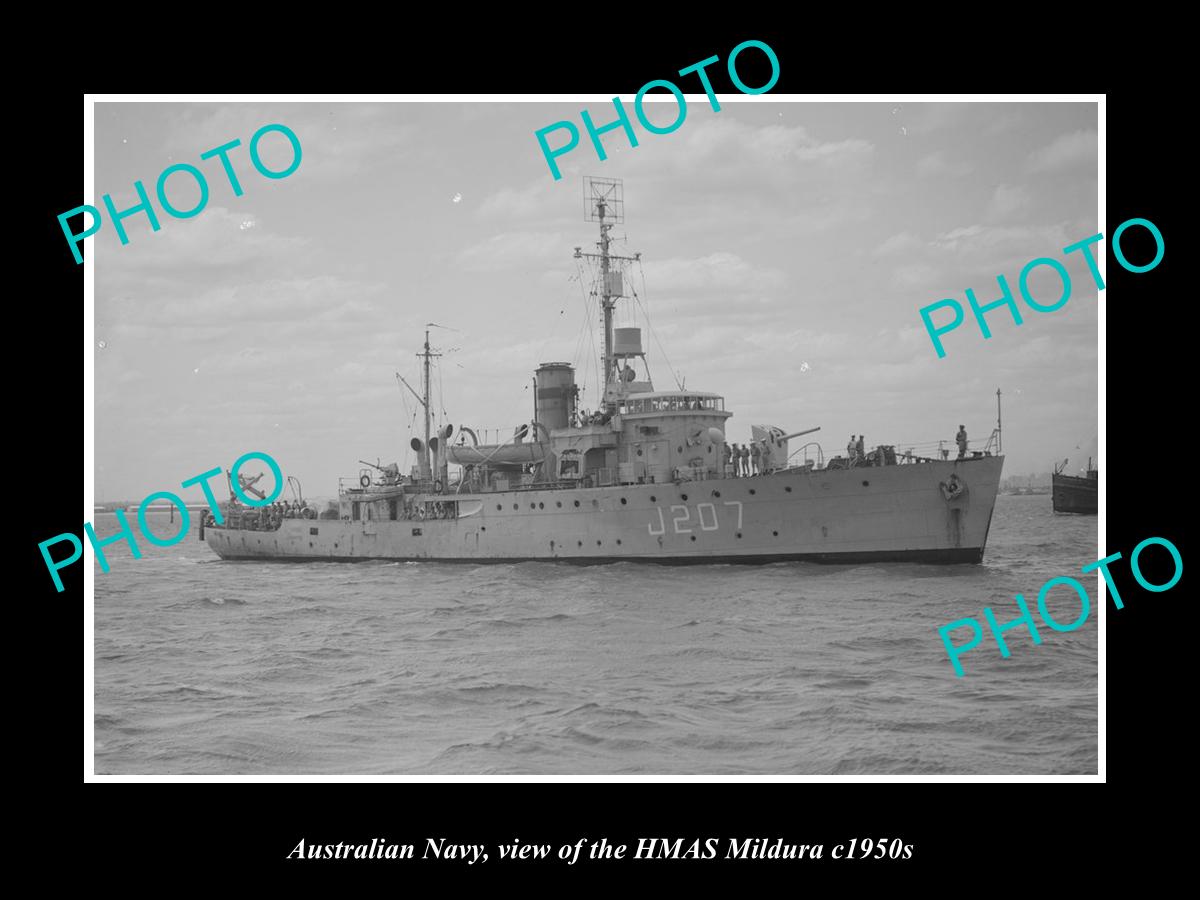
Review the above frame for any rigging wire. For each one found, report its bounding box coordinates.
[396,372,411,472]
[570,260,594,376]
[396,364,422,473]
[634,259,682,390]
[625,284,654,386]
[571,256,602,409]
[586,263,601,408]
[437,352,447,421]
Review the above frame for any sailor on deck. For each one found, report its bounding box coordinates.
[956,425,968,458]
[750,441,761,476]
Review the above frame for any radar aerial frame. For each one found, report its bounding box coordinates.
[584,176,624,223]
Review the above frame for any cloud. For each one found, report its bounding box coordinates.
[197,345,297,376]
[647,116,870,169]
[874,231,924,256]
[101,275,384,328]
[643,252,786,294]
[454,231,564,272]
[95,206,307,277]
[892,263,940,289]
[899,104,972,136]
[915,151,972,179]
[986,184,1032,220]
[1027,130,1097,173]
[477,115,876,230]
[929,223,1070,255]
[476,183,563,221]
[160,103,419,181]
[91,101,1098,500]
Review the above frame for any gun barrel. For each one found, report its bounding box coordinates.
[781,427,821,440]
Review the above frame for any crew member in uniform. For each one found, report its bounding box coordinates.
[956,425,968,458]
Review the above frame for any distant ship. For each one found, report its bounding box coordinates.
[201,178,1004,564]
[1052,457,1098,514]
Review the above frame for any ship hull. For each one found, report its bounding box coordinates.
[204,456,1003,565]
[1052,473,1097,514]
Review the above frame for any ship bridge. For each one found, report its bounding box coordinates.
[542,388,733,488]
[617,392,726,415]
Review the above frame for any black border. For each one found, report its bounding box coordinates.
[39,33,1167,886]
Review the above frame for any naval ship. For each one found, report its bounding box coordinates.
[202,178,1004,564]
[1052,457,1098,514]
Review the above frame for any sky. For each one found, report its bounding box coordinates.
[93,100,1099,502]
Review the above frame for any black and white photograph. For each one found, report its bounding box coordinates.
[84,96,1101,776]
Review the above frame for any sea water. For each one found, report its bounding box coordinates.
[92,495,1098,775]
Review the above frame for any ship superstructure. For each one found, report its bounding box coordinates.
[203,178,1004,564]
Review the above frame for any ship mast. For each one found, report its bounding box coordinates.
[418,328,440,482]
[996,388,1002,455]
[599,203,614,388]
[423,329,432,479]
[575,177,639,410]
[397,329,443,484]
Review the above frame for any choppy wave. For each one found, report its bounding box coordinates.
[93,496,1098,775]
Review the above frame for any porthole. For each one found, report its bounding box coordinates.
[713,490,721,498]
[650,495,657,502]
[772,530,779,537]
[785,486,792,493]
[574,500,580,507]
[862,480,869,487]
[597,540,602,546]
[677,446,683,453]
[690,535,697,542]
[530,503,536,509]
[556,501,562,508]
[620,498,627,505]
[749,488,756,495]
[577,540,583,547]
[736,532,743,539]
[616,539,622,545]
[681,493,688,501]
[513,503,519,510]
[496,504,502,511]
[637,449,643,456]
